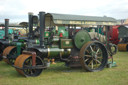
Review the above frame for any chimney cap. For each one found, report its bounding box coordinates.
[28,12,33,15]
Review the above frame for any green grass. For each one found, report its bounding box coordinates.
[0,52,128,85]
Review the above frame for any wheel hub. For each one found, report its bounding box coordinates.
[91,52,97,59]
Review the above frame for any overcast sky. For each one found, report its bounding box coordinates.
[0,0,128,23]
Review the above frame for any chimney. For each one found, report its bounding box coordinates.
[28,12,33,39]
[5,19,9,40]
[39,11,45,47]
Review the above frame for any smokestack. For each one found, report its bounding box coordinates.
[5,19,9,40]
[39,11,45,47]
[28,12,33,39]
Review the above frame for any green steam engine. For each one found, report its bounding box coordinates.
[10,12,117,77]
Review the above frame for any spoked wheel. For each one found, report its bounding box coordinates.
[14,54,44,77]
[79,41,108,72]
[3,46,17,64]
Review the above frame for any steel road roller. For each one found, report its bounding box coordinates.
[2,13,40,65]
[12,11,117,77]
[0,19,27,64]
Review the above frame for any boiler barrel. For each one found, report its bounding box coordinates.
[47,48,71,58]
[38,48,71,58]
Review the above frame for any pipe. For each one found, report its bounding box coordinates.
[5,19,9,40]
[39,12,45,47]
[28,12,33,39]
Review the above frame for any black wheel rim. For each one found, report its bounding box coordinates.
[8,48,17,64]
[80,41,108,72]
[23,56,43,77]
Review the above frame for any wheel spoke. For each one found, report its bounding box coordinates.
[96,48,100,54]
[90,46,94,52]
[95,59,98,67]
[84,55,92,58]
[88,60,93,65]
[91,60,93,69]
[94,59,101,64]
[84,58,89,63]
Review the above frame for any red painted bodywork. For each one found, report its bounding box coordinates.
[109,26,120,45]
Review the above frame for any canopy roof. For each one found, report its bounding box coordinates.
[45,13,117,26]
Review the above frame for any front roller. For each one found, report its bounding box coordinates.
[79,41,108,72]
[3,46,16,64]
[14,54,44,77]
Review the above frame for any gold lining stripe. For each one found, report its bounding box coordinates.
[48,48,50,57]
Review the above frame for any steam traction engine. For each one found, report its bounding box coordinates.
[14,12,117,77]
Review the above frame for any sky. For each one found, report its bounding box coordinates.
[0,0,128,23]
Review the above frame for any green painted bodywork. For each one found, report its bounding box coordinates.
[16,42,22,56]
[18,39,25,42]
[58,26,68,38]
[36,39,40,44]
[44,31,50,38]
[0,30,4,39]
[51,36,59,48]
[10,41,25,47]
[0,29,14,39]
[60,39,73,48]
[51,26,68,38]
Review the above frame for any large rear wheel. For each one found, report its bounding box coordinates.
[79,41,108,72]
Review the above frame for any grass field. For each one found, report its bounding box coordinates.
[0,52,128,85]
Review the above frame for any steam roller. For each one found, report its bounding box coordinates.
[118,44,128,51]
[13,11,117,77]
[14,54,44,77]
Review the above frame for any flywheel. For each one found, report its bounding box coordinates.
[74,30,91,49]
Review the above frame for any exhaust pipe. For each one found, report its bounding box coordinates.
[28,12,33,39]
[5,19,9,40]
[39,12,45,47]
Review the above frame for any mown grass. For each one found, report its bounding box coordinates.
[0,52,128,85]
